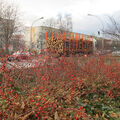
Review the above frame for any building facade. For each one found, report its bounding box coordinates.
[25,26,62,51]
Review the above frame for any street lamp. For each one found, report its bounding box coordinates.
[31,17,44,50]
[88,14,104,35]
[88,14,104,52]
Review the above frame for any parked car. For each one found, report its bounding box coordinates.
[16,53,29,61]
[7,55,16,61]
[8,51,32,61]
[112,50,120,56]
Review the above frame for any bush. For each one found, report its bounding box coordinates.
[0,54,120,119]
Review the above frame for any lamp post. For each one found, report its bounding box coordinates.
[30,17,44,50]
[88,14,104,52]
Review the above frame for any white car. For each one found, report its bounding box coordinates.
[112,51,120,56]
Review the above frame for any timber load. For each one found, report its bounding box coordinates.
[46,33,93,56]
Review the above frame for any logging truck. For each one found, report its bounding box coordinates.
[46,32,96,56]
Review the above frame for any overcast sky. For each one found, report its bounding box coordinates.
[9,0,120,35]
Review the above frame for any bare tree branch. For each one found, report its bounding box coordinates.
[0,0,23,54]
[103,15,120,41]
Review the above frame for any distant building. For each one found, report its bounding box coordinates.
[0,17,14,52]
[25,26,98,52]
[94,36,120,50]
[25,25,120,52]
[25,26,63,51]
[25,27,31,49]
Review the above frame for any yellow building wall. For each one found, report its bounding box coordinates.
[32,27,35,43]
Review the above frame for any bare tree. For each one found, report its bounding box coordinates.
[11,34,25,52]
[42,13,72,34]
[57,13,64,32]
[45,18,56,28]
[0,0,22,54]
[103,16,120,40]
[103,15,120,50]
[43,18,57,37]
[64,13,72,32]
[57,13,73,32]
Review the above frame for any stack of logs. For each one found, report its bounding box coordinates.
[46,33,93,56]
[46,37,64,55]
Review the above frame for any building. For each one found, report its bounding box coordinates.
[25,26,63,51]
[25,26,98,53]
[0,17,15,53]
[26,25,120,53]
[94,37,120,51]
